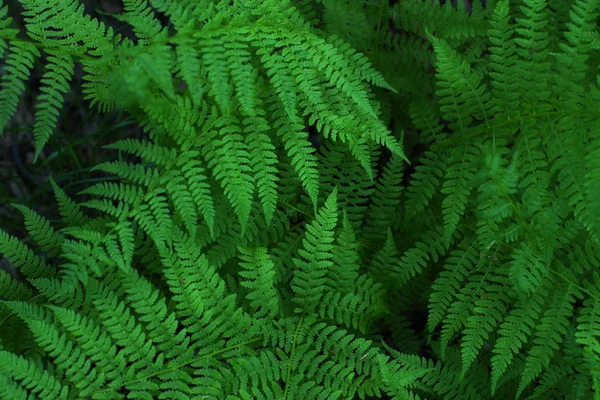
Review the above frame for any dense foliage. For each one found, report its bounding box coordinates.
[1,0,599,398]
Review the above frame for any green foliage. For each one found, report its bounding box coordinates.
[1,0,600,398]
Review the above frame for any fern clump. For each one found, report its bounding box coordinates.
[1,0,600,398]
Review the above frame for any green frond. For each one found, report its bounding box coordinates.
[440,144,480,243]
[291,188,338,314]
[427,32,492,133]
[404,149,447,221]
[272,108,320,207]
[243,115,279,226]
[204,116,255,232]
[20,0,114,56]
[33,50,74,161]
[196,33,233,114]
[78,182,146,211]
[161,228,259,352]
[237,246,280,320]
[102,41,176,109]
[517,284,583,398]
[397,0,488,42]
[368,228,400,285]
[508,243,551,300]
[174,39,205,108]
[0,269,33,302]
[576,297,600,357]
[317,140,374,229]
[50,177,87,225]
[487,0,519,114]
[178,155,216,238]
[258,45,300,120]
[0,2,18,52]
[427,238,477,333]
[0,350,68,398]
[316,274,386,334]
[439,270,498,359]
[0,230,56,280]
[329,212,360,294]
[378,351,436,399]
[362,153,404,246]
[225,33,258,117]
[490,286,545,394]
[160,170,200,237]
[460,269,509,379]
[393,225,449,285]
[93,160,159,188]
[0,41,39,134]
[26,316,108,394]
[504,2,552,118]
[118,0,164,41]
[11,204,62,259]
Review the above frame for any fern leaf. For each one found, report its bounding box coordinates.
[174,39,205,108]
[427,32,492,133]
[272,109,320,207]
[517,284,582,398]
[490,285,545,394]
[20,0,114,56]
[178,156,216,239]
[197,33,233,113]
[237,246,280,319]
[204,116,255,232]
[427,239,477,333]
[243,116,279,226]
[12,204,62,259]
[0,350,68,398]
[224,33,257,117]
[0,41,39,134]
[440,144,479,243]
[329,212,360,293]
[120,0,164,41]
[487,0,520,114]
[291,188,338,314]
[362,152,404,246]
[460,270,508,379]
[0,230,56,279]
[33,50,74,161]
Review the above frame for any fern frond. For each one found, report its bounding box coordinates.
[0,230,56,280]
[0,41,39,134]
[427,31,492,133]
[329,212,360,294]
[204,115,255,232]
[490,283,545,394]
[237,246,280,319]
[362,152,404,246]
[427,238,477,333]
[393,224,449,285]
[460,268,509,379]
[0,350,68,398]
[317,274,386,334]
[32,50,74,161]
[291,188,338,314]
[403,149,447,221]
[20,0,114,56]
[11,204,62,259]
[487,0,520,116]
[440,144,480,243]
[517,284,583,398]
[118,0,164,41]
[243,115,279,226]
[272,108,320,207]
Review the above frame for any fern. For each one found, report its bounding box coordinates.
[2,0,600,398]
